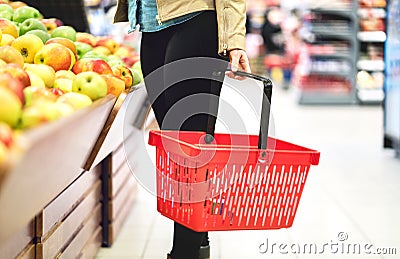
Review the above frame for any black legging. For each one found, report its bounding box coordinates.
[140,11,226,259]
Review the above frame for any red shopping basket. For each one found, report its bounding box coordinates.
[148,71,320,232]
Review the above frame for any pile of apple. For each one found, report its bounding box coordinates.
[0,1,143,171]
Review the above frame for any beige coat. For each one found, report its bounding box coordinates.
[114,0,246,56]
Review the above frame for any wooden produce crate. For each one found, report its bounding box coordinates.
[56,205,102,259]
[0,220,35,259]
[77,226,102,259]
[35,165,102,259]
[102,139,137,247]
[0,95,116,242]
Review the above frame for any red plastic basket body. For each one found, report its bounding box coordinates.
[148,130,320,232]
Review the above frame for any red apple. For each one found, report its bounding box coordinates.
[0,45,24,67]
[0,122,13,147]
[96,36,120,54]
[46,37,77,56]
[122,55,140,67]
[0,63,30,88]
[112,65,133,88]
[34,43,73,72]
[72,59,113,75]
[50,87,64,97]
[0,72,25,103]
[40,18,63,33]
[76,32,97,47]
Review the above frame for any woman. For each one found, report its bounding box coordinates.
[114,1,251,258]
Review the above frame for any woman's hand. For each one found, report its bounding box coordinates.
[226,49,251,80]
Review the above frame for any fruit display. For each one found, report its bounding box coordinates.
[0,1,144,171]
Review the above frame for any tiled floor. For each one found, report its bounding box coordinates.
[96,82,400,259]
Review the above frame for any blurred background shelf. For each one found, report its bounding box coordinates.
[295,0,358,104]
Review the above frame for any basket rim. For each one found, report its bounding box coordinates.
[148,130,320,165]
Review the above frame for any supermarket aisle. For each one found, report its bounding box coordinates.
[96,85,400,259]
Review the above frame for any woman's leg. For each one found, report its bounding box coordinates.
[164,11,225,259]
[140,28,173,127]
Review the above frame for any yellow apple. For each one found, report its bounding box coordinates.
[0,58,6,66]
[67,48,76,70]
[0,18,19,38]
[24,63,56,87]
[112,65,133,88]
[57,92,93,110]
[23,86,57,107]
[9,1,27,10]
[53,78,73,93]
[26,70,45,87]
[93,46,111,56]
[114,45,135,58]
[11,34,44,63]
[20,101,61,129]
[52,102,74,117]
[55,70,76,80]
[0,86,22,128]
[34,43,72,72]
[101,74,125,97]
[0,45,24,67]
[0,33,15,46]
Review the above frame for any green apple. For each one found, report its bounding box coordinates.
[57,92,93,110]
[107,55,125,67]
[26,29,50,43]
[50,25,76,42]
[0,4,14,20]
[74,41,92,59]
[72,71,107,101]
[12,6,42,23]
[131,68,143,86]
[53,78,73,92]
[132,61,142,73]
[81,50,107,61]
[19,18,46,35]
[107,54,122,62]
[0,86,22,128]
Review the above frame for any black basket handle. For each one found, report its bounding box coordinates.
[205,69,273,150]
